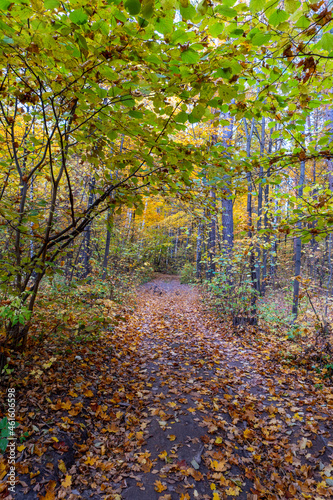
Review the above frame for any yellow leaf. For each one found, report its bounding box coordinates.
[243,428,253,439]
[58,459,67,474]
[210,459,227,472]
[17,444,25,452]
[84,389,94,397]
[225,486,241,496]
[154,480,167,493]
[180,494,190,500]
[61,475,72,488]
[215,437,222,444]
[168,434,176,441]
[158,450,168,460]
[210,483,216,490]
[213,492,220,500]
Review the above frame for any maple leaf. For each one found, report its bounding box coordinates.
[141,459,153,472]
[40,480,57,500]
[154,480,167,492]
[61,475,72,488]
[180,494,190,500]
[85,456,98,466]
[243,428,253,440]
[211,459,227,472]
[225,485,241,496]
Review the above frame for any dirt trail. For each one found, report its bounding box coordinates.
[11,275,333,500]
[120,276,333,500]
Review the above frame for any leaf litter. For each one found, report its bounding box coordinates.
[1,276,333,499]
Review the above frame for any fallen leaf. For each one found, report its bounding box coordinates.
[154,480,167,492]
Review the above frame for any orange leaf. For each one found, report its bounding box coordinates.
[40,480,57,500]
[154,480,167,493]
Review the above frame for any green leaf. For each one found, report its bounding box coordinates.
[209,23,224,37]
[113,8,127,22]
[321,33,333,52]
[155,17,173,34]
[229,28,244,36]
[295,14,310,28]
[251,32,271,46]
[122,97,135,107]
[175,111,188,123]
[284,0,300,13]
[216,5,237,17]
[0,437,8,453]
[181,49,200,64]
[96,86,107,98]
[129,110,143,118]
[179,4,197,20]
[141,0,154,18]
[0,0,11,9]
[1,35,13,44]
[218,84,236,102]
[171,29,190,44]
[44,0,60,9]
[189,104,205,122]
[125,0,141,15]
[249,0,266,13]
[69,9,88,25]
[268,9,289,27]
[0,418,8,430]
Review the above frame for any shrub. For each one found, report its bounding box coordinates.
[203,245,256,325]
[180,263,195,284]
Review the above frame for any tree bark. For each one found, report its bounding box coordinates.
[292,160,306,319]
[244,118,257,321]
[196,222,203,280]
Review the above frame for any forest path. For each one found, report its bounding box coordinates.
[120,275,333,500]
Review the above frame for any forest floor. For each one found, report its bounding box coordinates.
[1,275,333,499]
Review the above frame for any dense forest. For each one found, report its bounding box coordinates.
[1,0,333,499]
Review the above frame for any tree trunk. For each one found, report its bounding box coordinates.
[261,125,274,296]
[244,118,257,322]
[256,116,266,294]
[82,178,96,278]
[207,189,216,280]
[292,160,306,319]
[221,113,234,254]
[102,209,113,279]
[196,222,203,280]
